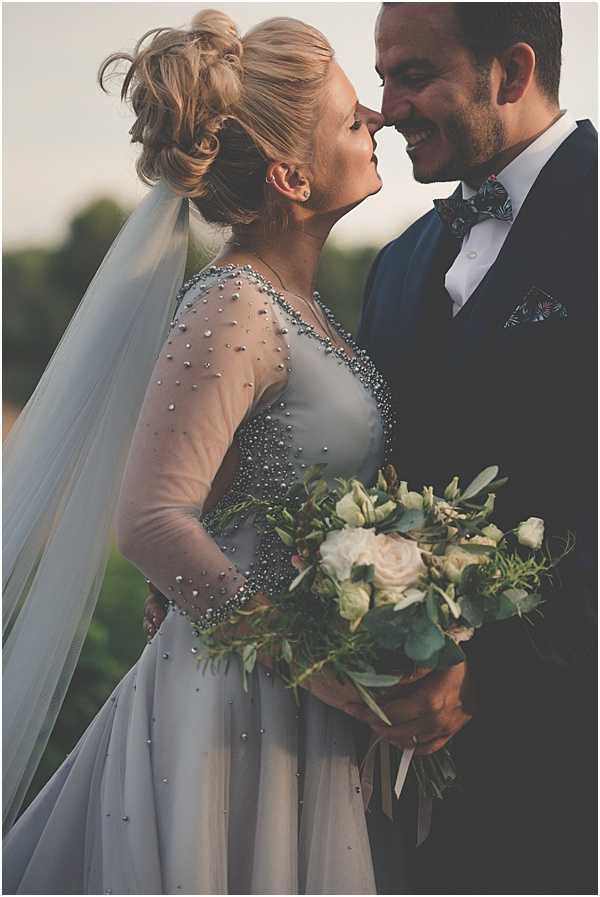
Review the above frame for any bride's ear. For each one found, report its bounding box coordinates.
[265,162,311,203]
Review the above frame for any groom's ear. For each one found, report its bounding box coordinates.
[496,42,536,105]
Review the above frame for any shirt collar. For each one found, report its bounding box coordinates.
[462,111,577,214]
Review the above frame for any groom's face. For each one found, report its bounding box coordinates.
[375,3,506,183]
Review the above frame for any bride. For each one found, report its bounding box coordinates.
[3,10,394,894]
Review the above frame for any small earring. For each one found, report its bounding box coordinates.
[265,175,275,184]
[303,190,310,200]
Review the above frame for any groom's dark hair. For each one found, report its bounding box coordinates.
[453,3,563,103]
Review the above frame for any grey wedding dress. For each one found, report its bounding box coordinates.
[3,264,394,895]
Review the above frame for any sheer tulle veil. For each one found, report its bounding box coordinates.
[2,182,189,828]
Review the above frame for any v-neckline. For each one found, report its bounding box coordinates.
[234,264,358,365]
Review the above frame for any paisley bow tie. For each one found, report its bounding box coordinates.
[433,175,513,238]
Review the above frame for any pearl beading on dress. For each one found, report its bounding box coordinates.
[165,264,394,631]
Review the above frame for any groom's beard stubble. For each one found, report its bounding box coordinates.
[412,77,507,185]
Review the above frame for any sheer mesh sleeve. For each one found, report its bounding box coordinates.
[116,273,288,626]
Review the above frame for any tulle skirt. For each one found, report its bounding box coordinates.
[3,609,376,894]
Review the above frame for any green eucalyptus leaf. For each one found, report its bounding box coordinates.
[493,592,517,620]
[404,617,445,662]
[425,591,440,624]
[390,508,426,533]
[460,466,500,501]
[459,596,484,627]
[503,589,542,615]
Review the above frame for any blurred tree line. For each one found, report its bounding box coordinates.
[3,196,379,812]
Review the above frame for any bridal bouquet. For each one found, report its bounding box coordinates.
[197,463,556,799]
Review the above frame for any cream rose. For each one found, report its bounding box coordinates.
[319,526,377,582]
[443,545,489,584]
[371,533,426,592]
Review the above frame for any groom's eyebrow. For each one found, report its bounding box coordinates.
[376,56,436,77]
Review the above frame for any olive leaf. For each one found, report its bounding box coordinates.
[460,466,499,501]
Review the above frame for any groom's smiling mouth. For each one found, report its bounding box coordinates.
[397,126,435,153]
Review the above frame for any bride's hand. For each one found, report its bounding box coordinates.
[143,588,169,641]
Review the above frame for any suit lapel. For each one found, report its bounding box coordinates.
[450,120,597,355]
[397,208,456,344]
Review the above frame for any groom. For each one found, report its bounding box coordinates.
[357,3,597,894]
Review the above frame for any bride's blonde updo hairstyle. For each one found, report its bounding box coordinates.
[99,11,334,227]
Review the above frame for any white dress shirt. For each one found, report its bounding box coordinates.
[445,111,577,315]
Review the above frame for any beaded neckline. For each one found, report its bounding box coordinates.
[178,262,362,366]
[175,262,394,460]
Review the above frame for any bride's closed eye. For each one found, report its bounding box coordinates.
[350,118,362,131]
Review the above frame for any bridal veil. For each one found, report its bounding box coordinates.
[3,183,189,828]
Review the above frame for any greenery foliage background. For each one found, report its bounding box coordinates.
[3,196,378,811]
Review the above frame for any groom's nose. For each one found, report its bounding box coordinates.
[361,105,385,136]
[381,88,413,127]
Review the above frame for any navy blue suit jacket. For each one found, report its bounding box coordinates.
[358,121,597,893]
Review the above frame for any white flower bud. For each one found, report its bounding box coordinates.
[481,493,496,518]
[351,480,377,524]
[444,476,460,501]
[481,524,504,544]
[335,492,366,527]
[397,481,423,510]
[338,580,371,631]
[422,486,434,510]
[373,499,397,523]
[517,517,544,550]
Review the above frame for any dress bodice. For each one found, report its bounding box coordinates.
[116,264,393,629]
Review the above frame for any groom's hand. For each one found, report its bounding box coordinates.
[350,661,476,755]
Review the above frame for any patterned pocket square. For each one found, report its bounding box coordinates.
[504,287,568,328]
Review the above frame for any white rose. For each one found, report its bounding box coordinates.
[338,580,371,631]
[335,492,365,527]
[319,526,377,582]
[371,533,426,592]
[443,545,489,584]
[374,585,427,610]
[517,517,544,550]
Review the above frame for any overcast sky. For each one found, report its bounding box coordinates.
[3,2,598,250]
